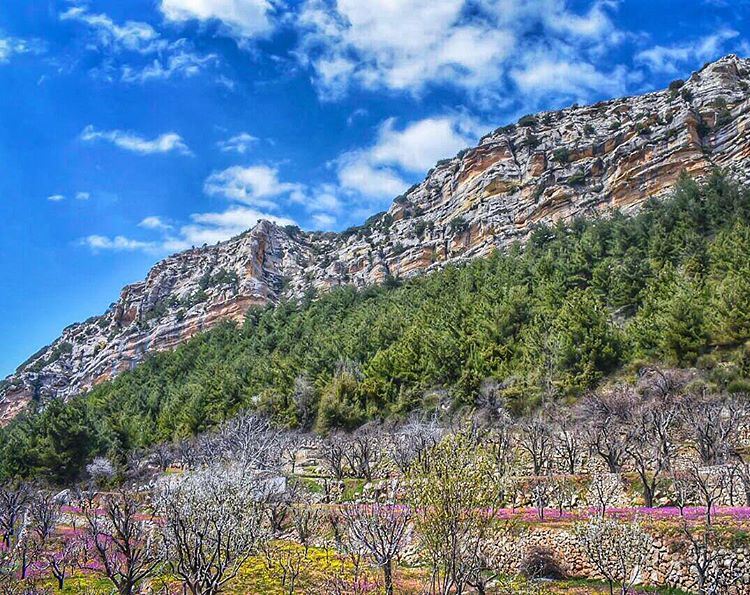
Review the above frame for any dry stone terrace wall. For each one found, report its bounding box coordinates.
[513,527,750,594]
[3,55,750,423]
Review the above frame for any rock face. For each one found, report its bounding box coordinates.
[3,55,750,423]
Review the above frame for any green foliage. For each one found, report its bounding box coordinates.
[668,79,685,91]
[449,216,468,234]
[553,148,570,164]
[3,172,750,483]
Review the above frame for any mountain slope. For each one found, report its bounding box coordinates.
[3,54,750,423]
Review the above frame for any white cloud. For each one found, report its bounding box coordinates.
[60,6,216,83]
[298,0,513,97]
[139,216,172,230]
[369,116,475,172]
[82,235,155,251]
[83,207,294,254]
[217,132,259,154]
[510,57,632,99]
[176,206,295,247]
[297,0,625,102]
[81,125,192,156]
[203,165,300,208]
[635,29,740,74]
[0,36,45,63]
[334,115,478,199]
[48,194,65,202]
[311,213,336,229]
[60,7,166,54]
[75,191,91,201]
[160,0,275,40]
[336,156,408,200]
[121,48,218,83]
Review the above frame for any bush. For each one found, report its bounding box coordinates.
[518,114,538,127]
[520,547,566,579]
[568,170,586,186]
[553,148,571,164]
[668,79,685,91]
[449,216,468,234]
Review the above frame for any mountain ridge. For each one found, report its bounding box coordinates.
[3,54,750,424]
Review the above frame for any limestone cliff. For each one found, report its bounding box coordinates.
[3,55,750,423]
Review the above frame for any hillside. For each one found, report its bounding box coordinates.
[3,171,750,482]
[2,54,750,424]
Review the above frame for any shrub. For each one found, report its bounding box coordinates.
[553,147,571,164]
[668,79,685,91]
[520,547,566,580]
[518,114,538,127]
[449,216,468,234]
[568,170,586,186]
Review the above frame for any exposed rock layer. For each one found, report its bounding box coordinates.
[3,55,750,423]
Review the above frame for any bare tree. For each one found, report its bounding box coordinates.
[290,503,322,554]
[155,465,269,595]
[670,465,741,594]
[575,516,653,595]
[516,414,553,476]
[625,395,678,507]
[528,475,556,520]
[679,393,747,465]
[38,520,80,591]
[732,457,750,506]
[389,417,443,476]
[320,433,348,480]
[0,482,31,548]
[579,389,634,473]
[588,473,622,518]
[552,412,583,475]
[17,488,63,580]
[79,489,160,595]
[342,501,411,595]
[262,542,308,595]
[343,423,386,481]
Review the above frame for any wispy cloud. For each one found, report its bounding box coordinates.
[635,28,740,74]
[0,36,45,63]
[81,125,192,156]
[47,194,65,202]
[139,216,172,231]
[81,235,155,252]
[217,132,259,154]
[121,47,218,83]
[160,0,276,42]
[60,5,217,83]
[60,7,166,54]
[203,165,301,209]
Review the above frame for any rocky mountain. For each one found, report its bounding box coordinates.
[3,54,750,424]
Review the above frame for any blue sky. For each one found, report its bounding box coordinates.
[0,0,748,377]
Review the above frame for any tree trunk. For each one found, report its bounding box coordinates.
[383,559,394,595]
[643,482,654,508]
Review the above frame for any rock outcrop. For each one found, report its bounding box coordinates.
[3,55,750,423]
